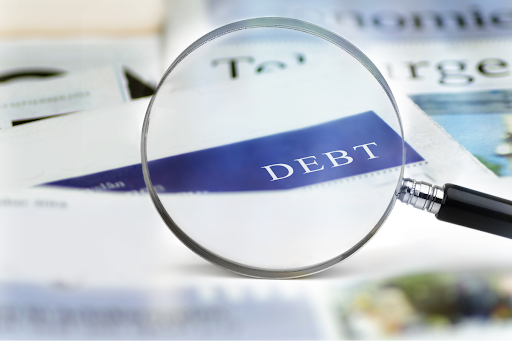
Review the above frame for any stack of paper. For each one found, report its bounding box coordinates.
[1,0,512,339]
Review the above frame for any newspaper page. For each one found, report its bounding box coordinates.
[1,1,512,338]
[0,187,329,339]
[0,38,496,337]
[0,42,493,192]
[164,0,512,178]
[0,66,131,129]
[364,39,512,177]
[0,36,160,127]
[139,2,512,337]
[163,0,512,65]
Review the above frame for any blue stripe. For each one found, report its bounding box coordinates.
[44,111,423,193]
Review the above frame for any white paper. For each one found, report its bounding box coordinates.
[163,0,512,65]
[162,1,512,179]
[1,16,511,337]
[362,39,512,177]
[0,187,328,339]
[0,65,129,129]
[0,55,494,273]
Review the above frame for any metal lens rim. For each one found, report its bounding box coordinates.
[141,17,405,279]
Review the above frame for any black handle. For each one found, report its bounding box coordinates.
[436,184,512,238]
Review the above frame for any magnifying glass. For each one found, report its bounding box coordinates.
[141,18,512,279]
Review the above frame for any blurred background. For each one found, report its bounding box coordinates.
[1,0,512,339]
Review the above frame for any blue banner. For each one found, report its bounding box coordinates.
[45,111,423,193]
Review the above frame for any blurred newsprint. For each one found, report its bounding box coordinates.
[1,0,512,339]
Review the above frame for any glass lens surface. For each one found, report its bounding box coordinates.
[143,19,406,277]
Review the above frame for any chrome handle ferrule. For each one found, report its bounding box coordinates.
[397,178,444,215]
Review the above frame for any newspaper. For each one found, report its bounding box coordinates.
[1,1,511,338]
[0,187,328,339]
[0,42,493,192]
[163,0,512,65]
[164,0,512,178]
[1,177,511,338]
[0,66,131,129]
[363,39,512,177]
[0,35,160,127]
[202,0,512,43]
[0,39,495,272]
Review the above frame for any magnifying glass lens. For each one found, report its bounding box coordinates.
[143,20,404,278]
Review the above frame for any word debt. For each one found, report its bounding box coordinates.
[262,142,379,181]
